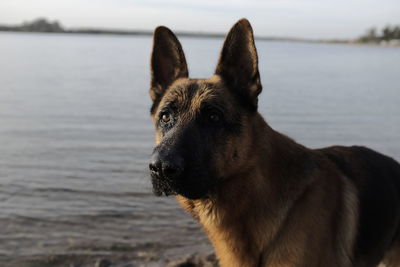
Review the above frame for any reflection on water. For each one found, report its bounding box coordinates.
[0,32,399,265]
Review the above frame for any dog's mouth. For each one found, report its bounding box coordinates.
[150,171,215,200]
[150,173,177,196]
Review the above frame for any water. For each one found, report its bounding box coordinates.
[0,32,399,265]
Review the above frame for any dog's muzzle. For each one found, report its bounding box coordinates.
[149,150,184,196]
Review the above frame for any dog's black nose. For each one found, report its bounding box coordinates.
[149,153,183,179]
[149,160,162,177]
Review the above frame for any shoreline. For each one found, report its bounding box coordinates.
[0,252,218,267]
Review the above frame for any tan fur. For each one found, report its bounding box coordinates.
[382,244,400,266]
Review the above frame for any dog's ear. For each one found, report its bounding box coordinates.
[150,26,188,110]
[215,19,262,110]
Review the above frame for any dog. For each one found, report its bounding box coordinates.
[148,18,400,267]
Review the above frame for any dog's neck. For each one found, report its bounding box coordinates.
[177,113,316,267]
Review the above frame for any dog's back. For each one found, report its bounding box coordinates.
[319,146,400,266]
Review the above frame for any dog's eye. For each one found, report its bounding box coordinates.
[160,112,171,123]
[208,113,220,123]
[201,106,223,125]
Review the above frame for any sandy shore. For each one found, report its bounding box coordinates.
[0,252,218,267]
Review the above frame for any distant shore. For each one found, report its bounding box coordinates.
[0,19,345,44]
[3,18,400,47]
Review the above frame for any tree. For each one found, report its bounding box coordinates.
[358,27,378,42]
[382,25,393,41]
[358,25,400,43]
[21,18,64,32]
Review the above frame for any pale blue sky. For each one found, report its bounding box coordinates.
[0,0,399,39]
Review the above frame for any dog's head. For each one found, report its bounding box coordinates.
[149,19,262,200]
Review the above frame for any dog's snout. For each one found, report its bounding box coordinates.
[162,162,183,178]
[149,152,184,179]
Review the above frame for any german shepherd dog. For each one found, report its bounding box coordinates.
[148,19,400,267]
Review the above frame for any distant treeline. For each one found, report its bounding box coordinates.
[358,25,400,44]
[1,18,399,46]
[0,18,151,36]
[0,18,64,32]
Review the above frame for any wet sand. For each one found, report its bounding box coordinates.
[1,252,218,267]
[0,215,215,267]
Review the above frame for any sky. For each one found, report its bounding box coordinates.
[0,0,399,39]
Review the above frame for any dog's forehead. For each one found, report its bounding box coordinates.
[159,76,231,112]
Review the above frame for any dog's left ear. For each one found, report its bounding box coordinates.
[215,19,262,110]
[150,26,188,112]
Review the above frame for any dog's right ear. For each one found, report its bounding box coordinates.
[150,26,188,112]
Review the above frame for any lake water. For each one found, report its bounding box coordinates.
[0,32,399,266]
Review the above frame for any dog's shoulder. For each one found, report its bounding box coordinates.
[316,145,400,264]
